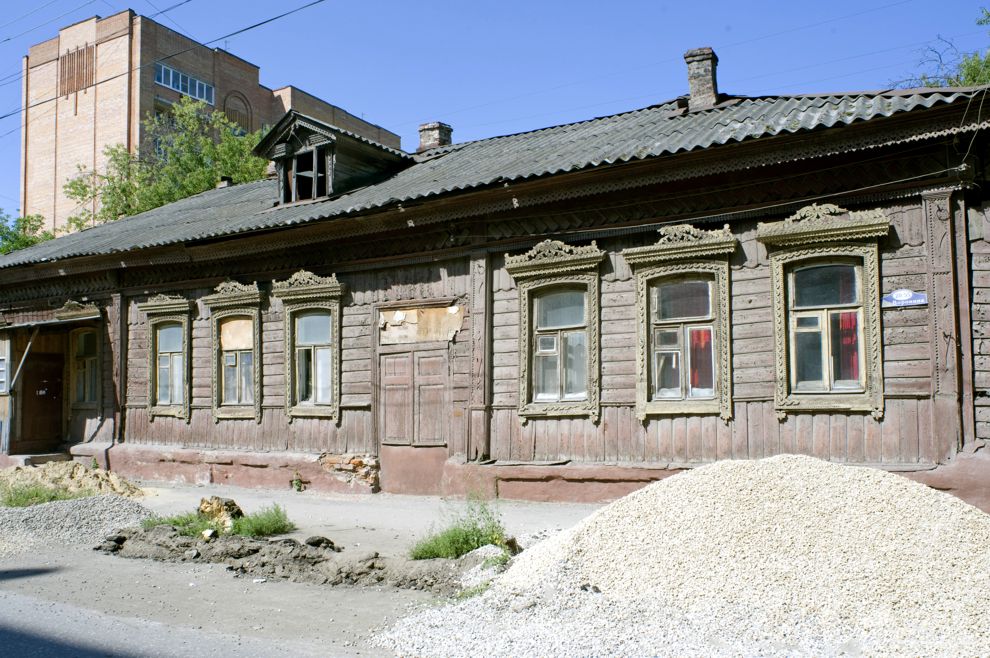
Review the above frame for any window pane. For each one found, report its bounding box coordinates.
[795,331,824,390]
[220,318,253,350]
[536,334,557,354]
[655,328,680,348]
[222,355,238,404]
[240,352,254,404]
[88,359,98,401]
[157,355,170,405]
[76,369,85,402]
[296,347,313,403]
[157,324,182,353]
[315,347,332,404]
[296,312,331,345]
[563,331,587,400]
[654,351,681,398]
[171,353,183,405]
[76,331,97,357]
[688,327,715,398]
[534,354,559,401]
[656,280,710,320]
[830,311,861,388]
[536,290,585,329]
[796,316,820,329]
[793,265,858,308]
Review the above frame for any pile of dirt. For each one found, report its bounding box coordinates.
[99,525,469,594]
[380,455,990,656]
[0,461,142,497]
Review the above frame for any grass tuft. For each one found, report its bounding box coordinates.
[142,504,296,538]
[455,581,491,600]
[410,498,508,560]
[0,483,94,507]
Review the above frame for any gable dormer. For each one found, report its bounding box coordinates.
[254,111,413,205]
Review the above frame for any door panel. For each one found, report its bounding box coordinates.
[414,352,447,445]
[17,353,64,453]
[380,353,413,445]
[378,349,449,447]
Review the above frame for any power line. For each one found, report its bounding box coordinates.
[0,0,100,45]
[0,0,63,32]
[143,0,196,40]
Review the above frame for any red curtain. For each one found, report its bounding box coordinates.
[689,328,713,388]
[838,312,859,380]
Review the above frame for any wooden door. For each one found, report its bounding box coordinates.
[17,353,64,452]
[378,349,448,446]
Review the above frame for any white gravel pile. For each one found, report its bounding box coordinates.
[379,455,990,657]
[0,494,152,559]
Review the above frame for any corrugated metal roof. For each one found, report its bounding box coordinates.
[0,88,981,270]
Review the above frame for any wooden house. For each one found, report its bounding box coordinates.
[1,48,988,501]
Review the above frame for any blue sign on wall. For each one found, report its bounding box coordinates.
[881,289,927,308]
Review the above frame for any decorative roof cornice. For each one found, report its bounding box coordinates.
[137,293,192,315]
[621,224,736,265]
[201,279,262,310]
[271,270,344,302]
[505,240,605,279]
[53,299,101,321]
[756,203,889,247]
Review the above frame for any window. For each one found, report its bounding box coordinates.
[650,278,716,401]
[757,203,888,419]
[72,330,99,405]
[155,323,185,406]
[220,317,254,406]
[294,312,333,406]
[154,62,215,105]
[504,240,604,421]
[280,145,330,203]
[532,289,588,402]
[0,336,8,394]
[788,263,864,393]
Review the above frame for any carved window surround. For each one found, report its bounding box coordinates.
[757,204,888,420]
[271,270,345,422]
[137,294,193,422]
[202,280,263,423]
[622,224,736,422]
[505,240,604,423]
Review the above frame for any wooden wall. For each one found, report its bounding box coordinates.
[969,200,990,441]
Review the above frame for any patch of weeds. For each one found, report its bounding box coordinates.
[482,549,511,569]
[231,504,296,537]
[142,504,296,538]
[291,472,305,492]
[455,581,491,600]
[0,483,94,507]
[90,458,99,470]
[410,497,508,560]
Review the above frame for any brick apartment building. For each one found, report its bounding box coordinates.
[20,9,400,231]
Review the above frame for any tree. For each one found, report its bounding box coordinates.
[0,212,54,255]
[902,9,990,87]
[64,96,269,230]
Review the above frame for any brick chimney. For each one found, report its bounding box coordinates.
[418,122,453,152]
[683,47,719,111]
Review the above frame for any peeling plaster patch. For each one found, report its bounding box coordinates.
[379,306,464,344]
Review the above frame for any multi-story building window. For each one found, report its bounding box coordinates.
[154,62,215,105]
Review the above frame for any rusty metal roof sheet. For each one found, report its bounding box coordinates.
[1,88,982,269]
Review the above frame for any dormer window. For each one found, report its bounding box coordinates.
[281,145,331,203]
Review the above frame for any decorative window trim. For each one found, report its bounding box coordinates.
[758,204,888,420]
[622,225,736,422]
[137,294,193,422]
[505,240,604,422]
[271,270,345,422]
[202,281,263,423]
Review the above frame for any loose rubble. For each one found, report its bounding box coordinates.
[378,455,990,657]
[0,461,142,497]
[0,495,152,559]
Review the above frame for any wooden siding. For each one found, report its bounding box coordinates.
[969,201,990,441]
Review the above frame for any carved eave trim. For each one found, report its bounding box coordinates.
[138,294,192,316]
[53,300,101,321]
[756,204,889,247]
[504,240,605,279]
[622,224,737,266]
[271,270,345,303]
[202,280,262,310]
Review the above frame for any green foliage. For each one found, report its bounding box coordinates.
[64,96,268,229]
[410,498,508,560]
[455,581,492,600]
[482,549,511,569]
[0,483,94,507]
[905,9,990,87]
[142,503,296,538]
[0,212,54,255]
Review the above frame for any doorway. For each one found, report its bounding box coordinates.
[15,353,64,454]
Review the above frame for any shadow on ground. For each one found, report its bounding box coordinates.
[0,624,137,657]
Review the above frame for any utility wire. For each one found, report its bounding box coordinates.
[0,0,63,32]
[0,0,99,45]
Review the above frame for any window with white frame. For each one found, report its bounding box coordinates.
[154,62,215,105]
[293,311,333,406]
[155,323,185,406]
[650,277,716,401]
[532,288,588,403]
[72,329,99,405]
[788,261,865,393]
[0,336,9,394]
[219,317,254,406]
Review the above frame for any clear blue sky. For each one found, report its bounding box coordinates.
[0,0,984,217]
